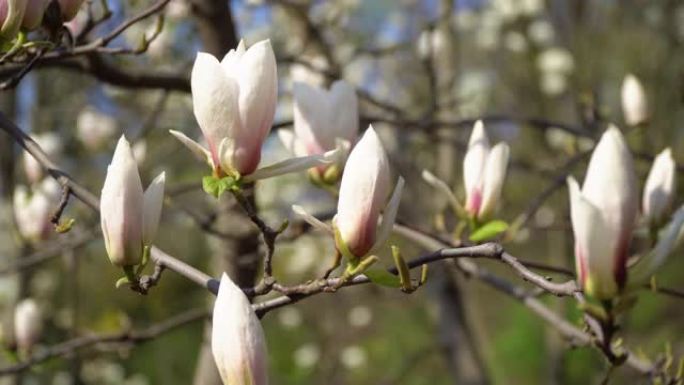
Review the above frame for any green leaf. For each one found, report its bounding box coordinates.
[364,268,401,288]
[469,220,509,242]
[202,176,236,198]
[115,276,131,288]
[202,176,220,198]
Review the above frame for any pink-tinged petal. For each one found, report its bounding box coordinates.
[336,126,391,258]
[191,52,242,169]
[581,125,638,290]
[231,39,277,174]
[567,177,619,299]
[643,148,676,225]
[478,142,509,219]
[212,273,268,385]
[463,120,490,215]
[100,136,144,267]
[142,172,165,246]
[293,81,330,154]
[621,74,648,126]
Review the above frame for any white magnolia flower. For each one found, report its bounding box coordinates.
[171,40,335,182]
[100,136,165,266]
[212,273,268,385]
[567,125,638,299]
[463,121,510,220]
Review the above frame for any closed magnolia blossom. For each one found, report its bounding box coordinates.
[0,0,27,41]
[621,74,648,126]
[567,125,638,300]
[463,121,510,221]
[13,178,60,241]
[171,39,277,177]
[14,299,42,351]
[212,273,268,385]
[643,148,676,226]
[23,132,62,184]
[334,126,404,259]
[100,136,165,267]
[279,80,358,182]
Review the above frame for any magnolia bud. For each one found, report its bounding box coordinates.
[621,74,648,126]
[643,148,676,226]
[14,299,42,352]
[0,0,27,41]
[567,125,638,300]
[212,273,268,385]
[463,121,510,220]
[13,178,60,241]
[189,39,277,176]
[100,136,165,266]
[335,126,391,258]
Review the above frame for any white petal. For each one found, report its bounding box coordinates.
[581,125,638,272]
[277,129,307,158]
[368,176,404,256]
[328,80,359,146]
[621,74,648,126]
[169,130,212,166]
[630,205,684,285]
[231,39,277,171]
[212,273,268,385]
[142,172,165,246]
[241,150,338,183]
[568,177,619,299]
[463,120,490,211]
[100,136,144,266]
[421,170,463,215]
[643,148,676,224]
[293,81,330,154]
[191,52,241,163]
[478,142,510,219]
[336,126,391,258]
[292,205,332,233]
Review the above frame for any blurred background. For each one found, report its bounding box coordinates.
[0,0,683,384]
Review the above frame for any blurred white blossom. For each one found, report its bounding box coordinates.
[294,344,320,368]
[77,108,118,151]
[23,132,62,184]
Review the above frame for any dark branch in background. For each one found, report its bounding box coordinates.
[0,308,208,375]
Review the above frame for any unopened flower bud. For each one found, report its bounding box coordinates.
[14,299,42,352]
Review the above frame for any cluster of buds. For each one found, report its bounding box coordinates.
[0,0,84,42]
[568,126,681,301]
